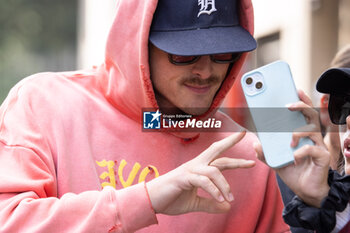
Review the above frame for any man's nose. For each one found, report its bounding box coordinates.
[191,56,213,79]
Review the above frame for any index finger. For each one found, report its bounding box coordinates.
[253,141,266,164]
[298,89,313,107]
[198,130,246,164]
[210,157,255,171]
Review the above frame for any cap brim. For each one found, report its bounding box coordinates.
[316,68,350,94]
[149,26,257,56]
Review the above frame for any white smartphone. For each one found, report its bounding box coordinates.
[241,60,314,168]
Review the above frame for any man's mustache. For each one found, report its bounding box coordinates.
[181,76,221,86]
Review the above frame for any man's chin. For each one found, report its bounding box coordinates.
[180,106,211,116]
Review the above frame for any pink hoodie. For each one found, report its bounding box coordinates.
[0,0,290,232]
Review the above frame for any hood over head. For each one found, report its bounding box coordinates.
[101,0,256,136]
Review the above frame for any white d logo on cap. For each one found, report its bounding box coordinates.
[198,0,217,17]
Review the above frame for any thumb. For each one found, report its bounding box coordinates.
[253,142,266,164]
[194,197,231,213]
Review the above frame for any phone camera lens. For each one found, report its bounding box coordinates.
[255,82,263,89]
[246,77,253,85]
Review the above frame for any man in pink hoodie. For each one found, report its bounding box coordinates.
[0,0,290,232]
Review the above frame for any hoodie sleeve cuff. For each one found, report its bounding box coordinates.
[115,182,158,232]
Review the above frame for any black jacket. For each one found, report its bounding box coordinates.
[283,170,350,233]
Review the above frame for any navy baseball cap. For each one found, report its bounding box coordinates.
[149,0,257,56]
[316,68,350,94]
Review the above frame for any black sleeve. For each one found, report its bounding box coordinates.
[277,175,314,233]
[282,170,350,233]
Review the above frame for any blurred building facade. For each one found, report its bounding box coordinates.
[77,0,350,103]
[0,0,78,103]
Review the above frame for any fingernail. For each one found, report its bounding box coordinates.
[285,103,293,108]
[294,158,298,165]
[228,193,234,202]
[219,195,225,202]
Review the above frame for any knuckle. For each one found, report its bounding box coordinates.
[292,132,301,139]
[207,165,220,175]
[213,188,221,196]
[311,124,319,133]
[199,175,210,184]
[222,183,230,193]
[304,144,313,152]
[208,166,223,180]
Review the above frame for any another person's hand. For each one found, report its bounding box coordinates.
[146,131,256,215]
[255,90,331,207]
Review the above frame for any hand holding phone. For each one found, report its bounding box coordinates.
[241,60,314,168]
